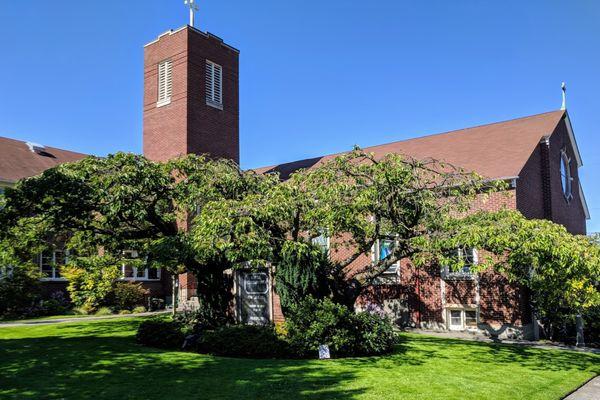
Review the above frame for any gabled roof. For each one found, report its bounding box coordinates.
[0,136,87,184]
[254,110,567,180]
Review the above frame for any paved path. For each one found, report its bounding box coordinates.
[0,311,169,328]
[564,376,600,400]
[407,328,600,354]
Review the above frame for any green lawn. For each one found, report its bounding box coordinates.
[0,318,598,399]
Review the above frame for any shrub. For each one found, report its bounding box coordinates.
[132,306,146,314]
[72,306,89,315]
[119,309,132,315]
[95,307,113,316]
[174,297,233,332]
[136,318,185,349]
[285,297,396,357]
[0,263,43,319]
[196,325,291,358]
[147,297,165,311]
[111,282,147,311]
[275,241,331,314]
[61,256,121,312]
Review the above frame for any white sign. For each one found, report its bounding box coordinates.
[318,344,330,359]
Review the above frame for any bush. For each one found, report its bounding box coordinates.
[95,307,113,316]
[147,297,165,311]
[0,263,43,319]
[136,318,185,349]
[285,297,396,357]
[119,309,132,315]
[111,282,148,311]
[174,298,233,332]
[275,241,331,314]
[195,325,291,358]
[132,306,146,314]
[61,257,121,312]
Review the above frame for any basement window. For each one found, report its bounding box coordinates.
[205,60,223,109]
[157,59,173,107]
[447,308,478,330]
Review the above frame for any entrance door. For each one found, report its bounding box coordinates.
[237,271,271,325]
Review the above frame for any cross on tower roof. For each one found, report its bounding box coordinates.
[184,0,199,28]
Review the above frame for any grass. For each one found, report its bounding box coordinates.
[0,318,598,399]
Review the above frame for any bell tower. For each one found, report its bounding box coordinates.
[142,26,240,164]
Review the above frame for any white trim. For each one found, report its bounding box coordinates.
[446,307,478,331]
[564,112,583,168]
[579,182,591,220]
[39,249,68,281]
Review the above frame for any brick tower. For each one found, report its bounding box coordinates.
[143,26,239,163]
[143,26,240,304]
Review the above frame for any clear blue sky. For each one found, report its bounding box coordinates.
[1,1,598,232]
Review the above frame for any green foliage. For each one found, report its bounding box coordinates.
[136,318,185,349]
[0,263,43,319]
[285,297,396,357]
[61,256,122,312]
[132,306,146,313]
[437,210,600,340]
[95,307,113,316]
[193,148,494,306]
[275,241,331,314]
[111,282,148,311]
[195,325,292,358]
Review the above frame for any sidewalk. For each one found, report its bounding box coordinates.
[406,328,600,354]
[0,310,169,328]
[564,376,600,400]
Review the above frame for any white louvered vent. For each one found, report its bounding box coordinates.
[205,60,223,108]
[157,59,172,107]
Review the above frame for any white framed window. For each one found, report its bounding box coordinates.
[442,247,478,279]
[311,231,330,254]
[205,60,223,108]
[447,308,478,330]
[373,238,400,275]
[560,149,573,203]
[157,59,173,107]
[121,250,161,281]
[39,249,67,281]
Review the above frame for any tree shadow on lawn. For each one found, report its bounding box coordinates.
[400,335,600,373]
[0,328,366,399]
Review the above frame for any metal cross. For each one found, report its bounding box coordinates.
[184,0,199,28]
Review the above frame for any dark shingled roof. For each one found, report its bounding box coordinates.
[0,136,87,183]
[253,110,566,180]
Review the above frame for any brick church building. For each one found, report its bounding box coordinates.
[0,23,590,339]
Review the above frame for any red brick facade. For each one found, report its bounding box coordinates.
[142,26,240,302]
[137,25,587,338]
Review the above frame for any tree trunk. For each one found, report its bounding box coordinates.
[576,314,585,347]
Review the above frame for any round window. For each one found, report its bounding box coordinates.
[560,150,573,202]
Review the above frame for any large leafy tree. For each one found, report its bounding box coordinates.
[0,152,275,313]
[193,148,496,307]
[437,210,600,344]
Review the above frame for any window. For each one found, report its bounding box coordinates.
[205,60,223,108]
[157,59,173,107]
[560,149,573,203]
[374,239,400,275]
[443,247,477,279]
[121,251,161,281]
[447,308,478,330]
[39,249,67,280]
[311,232,330,254]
